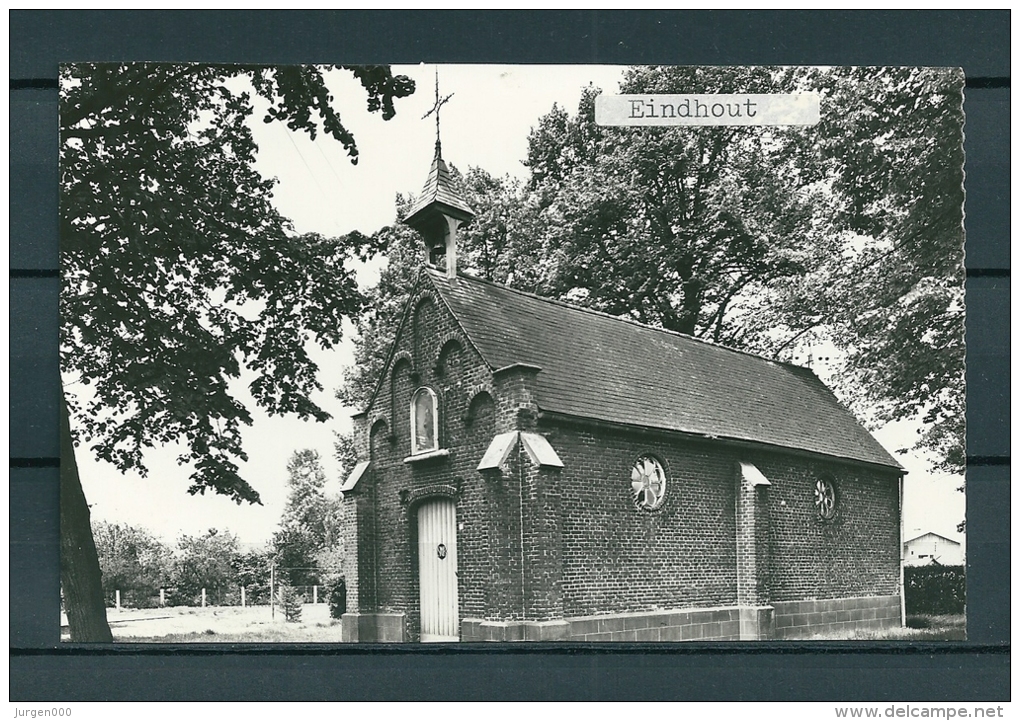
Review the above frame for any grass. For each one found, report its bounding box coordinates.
[811,614,966,641]
[124,622,346,644]
[62,603,346,643]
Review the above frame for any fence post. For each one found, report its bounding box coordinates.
[241,585,246,608]
[115,589,121,610]
[270,562,275,620]
[160,588,165,607]
[313,585,318,604]
[201,588,207,608]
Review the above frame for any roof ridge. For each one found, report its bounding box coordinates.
[428,267,814,375]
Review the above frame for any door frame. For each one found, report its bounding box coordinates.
[415,496,460,642]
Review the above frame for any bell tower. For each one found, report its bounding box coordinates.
[404,72,475,279]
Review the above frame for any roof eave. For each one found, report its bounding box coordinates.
[536,409,905,474]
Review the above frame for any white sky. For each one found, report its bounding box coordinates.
[71,63,965,548]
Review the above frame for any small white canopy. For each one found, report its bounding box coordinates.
[477,431,564,471]
[739,461,772,487]
[340,460,371,493]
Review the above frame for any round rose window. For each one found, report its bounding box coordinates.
[814,477,837,520]
[631,455,667,511]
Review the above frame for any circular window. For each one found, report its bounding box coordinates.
[814,477,837,520]
[631,455,667,511]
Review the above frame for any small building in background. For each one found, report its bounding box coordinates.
[903,531,964,567]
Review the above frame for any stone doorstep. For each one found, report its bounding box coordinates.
[340,611,407,643]
[461,619,569,642]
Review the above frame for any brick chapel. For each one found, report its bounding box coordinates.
[338,138,905,643]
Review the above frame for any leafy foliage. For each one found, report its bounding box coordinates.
[59,62,414,639]
[165,528,241,606]
[271,449,342,587]
[325,576,348,619]
[60,63,414,505]
[92,521,172,607]
[904,565,966,615]
[518,68,823,344]
[230,548,272,605]
[277,583,305,623]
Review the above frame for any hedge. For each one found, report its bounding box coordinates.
[904,565,966,615]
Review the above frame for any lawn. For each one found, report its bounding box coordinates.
[62,603,346,643]
[810,614,966,641]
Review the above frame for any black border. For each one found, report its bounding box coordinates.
[10,10,1010,701]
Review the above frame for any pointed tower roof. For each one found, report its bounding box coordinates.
[404,149,475,228]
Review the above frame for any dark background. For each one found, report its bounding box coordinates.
[10,10,1010,701]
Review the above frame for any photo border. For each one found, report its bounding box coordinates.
[10,9,1010,701]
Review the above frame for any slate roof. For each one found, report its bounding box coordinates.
[405,152,475,225]
[427,269,901,471]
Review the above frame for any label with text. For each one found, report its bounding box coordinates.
[595,94,820,126]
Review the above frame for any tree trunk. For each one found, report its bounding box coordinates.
[60,393,113,642]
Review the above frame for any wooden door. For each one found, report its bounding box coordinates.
[417,498,459,641]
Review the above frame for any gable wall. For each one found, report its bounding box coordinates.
[350,282,505,640]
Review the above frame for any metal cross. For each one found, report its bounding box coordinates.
[422,68,453,156]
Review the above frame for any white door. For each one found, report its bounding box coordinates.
[417,498,459,642]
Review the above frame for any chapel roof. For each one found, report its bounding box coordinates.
[426,268,902,471]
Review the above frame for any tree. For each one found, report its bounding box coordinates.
[167,528,240,606]
[272,449,341,587]
[230,547,272,605]
[59,63,415,640]
[514,66,965,475]
[91,521,172,607]
[754,67,966,474]
[521,68,825,343]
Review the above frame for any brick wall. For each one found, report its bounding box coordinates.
[344,279,506,640]
[548,424,739,617]
[546,421,901,621]
[755,454,901,602]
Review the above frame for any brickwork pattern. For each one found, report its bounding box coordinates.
[756,455,900,601]
[736,475,770,607]
[549,423,900,621]
[550,425,739,618]
[517,452,564,621]
[344,281,506,640]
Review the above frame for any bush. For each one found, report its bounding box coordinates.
[904,565,966,615]
[278,584,305,623]
[325,577,347,619]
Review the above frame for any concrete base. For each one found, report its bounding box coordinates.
[565,606,744,641]
[341,612,406,642]
[461,618,570,642]
[773,595,901,639]
[739,606,776,640]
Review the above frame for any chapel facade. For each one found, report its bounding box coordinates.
[338,143,904,643]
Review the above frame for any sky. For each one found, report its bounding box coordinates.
[69,63,966,548]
